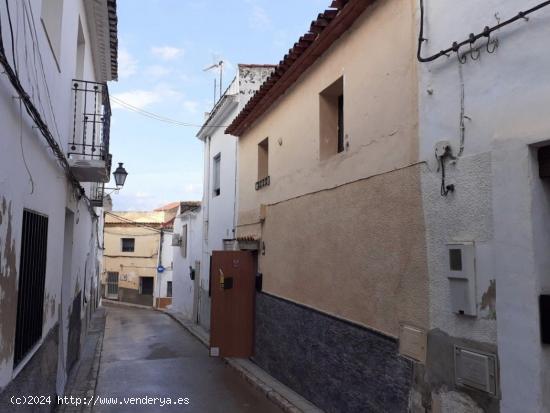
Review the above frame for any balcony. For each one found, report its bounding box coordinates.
[68,80,112,182]
[255,176,270,190]
[89,182,106,207]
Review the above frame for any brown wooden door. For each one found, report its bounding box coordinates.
[210,250,255,358]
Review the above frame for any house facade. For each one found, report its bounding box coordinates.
[227,1,427,411]
[226,0,550,412]
[171,202,202,320]
[102,206,177,308]
[0,0,118,404]
[417,1,550,412]
[188,65,275,331]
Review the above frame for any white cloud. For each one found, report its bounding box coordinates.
[151,46,185,61]
[246,1,271,30]
[118,48,138,78]
[145,65,172,77]
[183,100,199,114]
[112,85,182,110]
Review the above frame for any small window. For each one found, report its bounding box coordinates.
[140,277,154,295]
[258,138,269,180]
[319,77,345,159]
[449,249,463,271]
[41,0,64,66]
[121,238,135,252]
[167,281,173,297]
[213,154,221,197]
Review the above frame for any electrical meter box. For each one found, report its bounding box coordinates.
[447,242,477,316]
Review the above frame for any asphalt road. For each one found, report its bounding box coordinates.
[94,305,281,413]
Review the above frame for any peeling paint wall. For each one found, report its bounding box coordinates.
[0,198,17,386]
[0,0,107,397]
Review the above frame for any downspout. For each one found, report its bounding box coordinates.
[156,228,164,306]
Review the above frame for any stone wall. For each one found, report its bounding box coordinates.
[253,293,413,413]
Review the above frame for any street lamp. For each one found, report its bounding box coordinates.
[113,163,128,188]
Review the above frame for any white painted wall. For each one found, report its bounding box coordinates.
[418,1,550,411]
[171,207,203,318]
[0,0,113,395]
[195,66,274,330]
[155,231,173,299]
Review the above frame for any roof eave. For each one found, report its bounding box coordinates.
[226,0,374,137]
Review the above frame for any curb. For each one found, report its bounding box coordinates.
[101,299,153,310]
[223,358,303,413]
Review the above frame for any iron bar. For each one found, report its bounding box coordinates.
[417,0,550,63]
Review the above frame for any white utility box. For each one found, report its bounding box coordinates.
[447,242,477,316]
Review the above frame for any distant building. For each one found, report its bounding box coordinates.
[0,0,118,404]
[171,202,202,319]
[102,204,178,308]
[178,65,275,331]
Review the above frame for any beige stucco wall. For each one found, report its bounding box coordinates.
[237,0,419,231]
[236,0,427,335]
[261,165,428,336]
[103,224,160,293]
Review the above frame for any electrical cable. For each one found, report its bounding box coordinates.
[0,13,97,218]
[105,211,164,233]
[18,98,34,194]
[24,0,64,147]
[417,0,550,63]
[111,95,230,128]
[4,0,17,75]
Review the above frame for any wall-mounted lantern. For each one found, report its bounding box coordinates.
[113,163,128,188]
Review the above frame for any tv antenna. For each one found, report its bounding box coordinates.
[203,60,224,107]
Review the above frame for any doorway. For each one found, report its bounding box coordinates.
[106,272,119,299]
[210,250,255,358]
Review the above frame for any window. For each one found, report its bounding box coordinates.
[319,77,345,159]
[213,154,221,196]
[41,0,64,67]
[140,277,154,295]
[258,138,269,179]
[256,138,270,190]
[167,281,172,297]
[121,238,135,252]
[14,210,49,366]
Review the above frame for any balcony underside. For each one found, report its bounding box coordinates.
[69,159,109,183]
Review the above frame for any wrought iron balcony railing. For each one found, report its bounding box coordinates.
[68,80,112,182]
[89,182,105,207]
[255,176,270,190]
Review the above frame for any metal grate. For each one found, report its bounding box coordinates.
[255,176,270,190]
[14,210,49,366]
[68,80,111,162]
[107,272,119,298]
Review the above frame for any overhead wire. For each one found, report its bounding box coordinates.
[4,0,17,75]
[105,211,165,233]
[24,0,64,148]
[110,95,230,129]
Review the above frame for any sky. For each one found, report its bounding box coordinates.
[107,0,329,211]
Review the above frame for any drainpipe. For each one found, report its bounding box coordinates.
[156,228,164,307]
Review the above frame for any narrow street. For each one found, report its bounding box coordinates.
[93,305,281,412]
